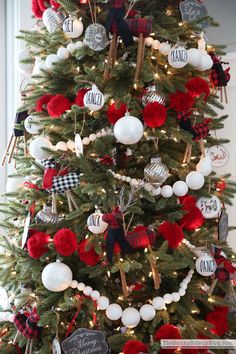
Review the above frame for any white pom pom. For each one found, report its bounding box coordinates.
[172,181,188,197]
[77,282,85,291]
[152,297,165,310]
[45,54,60,70]
[57,47,70,60]
[97,296,109,310]
[83,286,93,297]
[106,304,123,321]
[163,293,173,304]
[91,290,100,301]
[161,185,173,198]
[139,304,156,321]
[186,171,205,190]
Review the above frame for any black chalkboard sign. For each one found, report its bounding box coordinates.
[218,210,229,241]
[179,0,209,29]
[62,329,109,354]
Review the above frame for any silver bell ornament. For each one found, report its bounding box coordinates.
[35,205,61,224]
[43,8,65,33]
[144,156,169,186]
[142,84,166,106]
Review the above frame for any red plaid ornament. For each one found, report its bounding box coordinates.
[126,225,157,248]
[14,309,40,340]
[212,247,236,282]
[111,17,153,38]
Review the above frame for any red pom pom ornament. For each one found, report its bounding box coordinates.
[78,239,101,266]
[75,89,89,107]
[169,92,194,112]
[123,340,149,354]
[158,222,184,249]
[36,94,53,112]
[47,94,72,118]
[54,228,78,256]
[143,102,167,128]
[107,102,127,125]
[27,231,50,259]
[186,77,210,99]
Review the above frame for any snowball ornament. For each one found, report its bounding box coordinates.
[114,113,144,145]
[97,296,109,310]
[83,85,105,112]
[159,42,171,55]
[45,54,60,69]
[152,297,165,310]
[16,48,34,74]
[24,115,43,135]
[168,46,189,68]
[161,185,173,198]
[197,54,213,71]
[195,253,217,276]
[186,171,205,190]
[63,17,84,39]
[87,210,108,234]
[29,136,52,160]
[106,304,123,321]
[41,260,73,292]
[172,181,188,197]
[139,304,156,321]
[57,47,70,60]
[6,176,26,193]
[188,48,202,67]
[196,158,212,176]
[121,308,141,328]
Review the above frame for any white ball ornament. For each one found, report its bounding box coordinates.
[152,39,161,50]
[121,308,141,328]
[63,18,84,39]
[41,261,73,292]
[6,176,26,193]
[195,253,217,276]
[186,171,205,190]
[139,304,156,321]
[83,286,93,296]
[45,54,60,69]
[106,304,123,321]
[196,158,212,176]
[114,113,144,145]
[87,211,108,234]
[91,290,100,301]
[171,292,180,302]
[97,296,109,310]
[197,54,213,71]
[163,294,173,304]
[67,42,76,53]
[77,282,85,291]
[145,37,154,47]
[187,48,202,67]
[16,48,34,74]
[168,46,189,68]
[55,141,68,151]
[161,185,173,198]
[172,181,188,197]
[29,136,52,160]
[159,42,171,55]
[152,297,165,310]
[57,47,70,60]
[83,85,105,112]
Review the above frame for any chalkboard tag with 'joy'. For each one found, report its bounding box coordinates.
[62,328,109,354]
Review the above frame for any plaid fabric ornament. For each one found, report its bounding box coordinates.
[212,246,236,282]
[126,226,157,248]
[179,116,212,141]
[210,52,231,88]
[111,17,153,38]
[14,310,40,339]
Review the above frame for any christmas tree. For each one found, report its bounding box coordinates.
[0,0,236,353]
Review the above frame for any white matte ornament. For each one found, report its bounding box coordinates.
[186,171,205,190]
[197,54,213,71]
[139,304,156,321]
[172,181,188,197]
[121,308,141,328]
[196,158,212,176]
[159,42,171,55]
[106,304,123,321]
[45,54,60,70]
[97,296,109,310]
[114,113,144,145]
[24,115,43,135]
[187,48,202,67]
[196,195,221,219]
[57,47,70,60]
[87,211,108,234]
[195,253,217,276]
[152,297,165,310]
[168,46,189,68]
[83,85,105,112]
[29,136,52,160]
[41,261,73,292]
[161,185,173,198]
[63,18,83,39]
[16,48,34,74]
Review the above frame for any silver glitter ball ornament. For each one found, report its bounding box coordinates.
[43,8,66,33]
[83,24,109,52]
[144,156,169,186]
[35,205,61,224]
[142,84,166,106]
